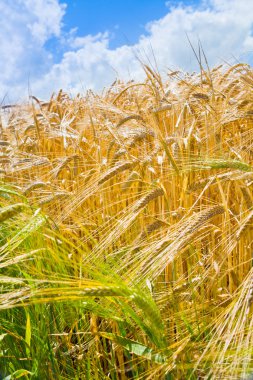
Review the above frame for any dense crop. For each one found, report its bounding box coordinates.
[0,63,252,379]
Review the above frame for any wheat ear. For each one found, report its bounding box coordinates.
[98,161,134,185]
[134,188,164,212]
[0,203,29,222]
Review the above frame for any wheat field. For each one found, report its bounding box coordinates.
[0,63,253,379]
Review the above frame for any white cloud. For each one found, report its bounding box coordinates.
[22,0,66,44]
[0,0,66,102]
[1,0,253,102]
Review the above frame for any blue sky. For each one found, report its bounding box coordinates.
[62,0,200,48]
[0,0,252,102]
[45,0,201,62]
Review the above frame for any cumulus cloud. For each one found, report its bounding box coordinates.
[1,0,253,102]
[22,0,65,43]
[0,0,66,102]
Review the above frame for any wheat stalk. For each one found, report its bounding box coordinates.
[236,210,253,240]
